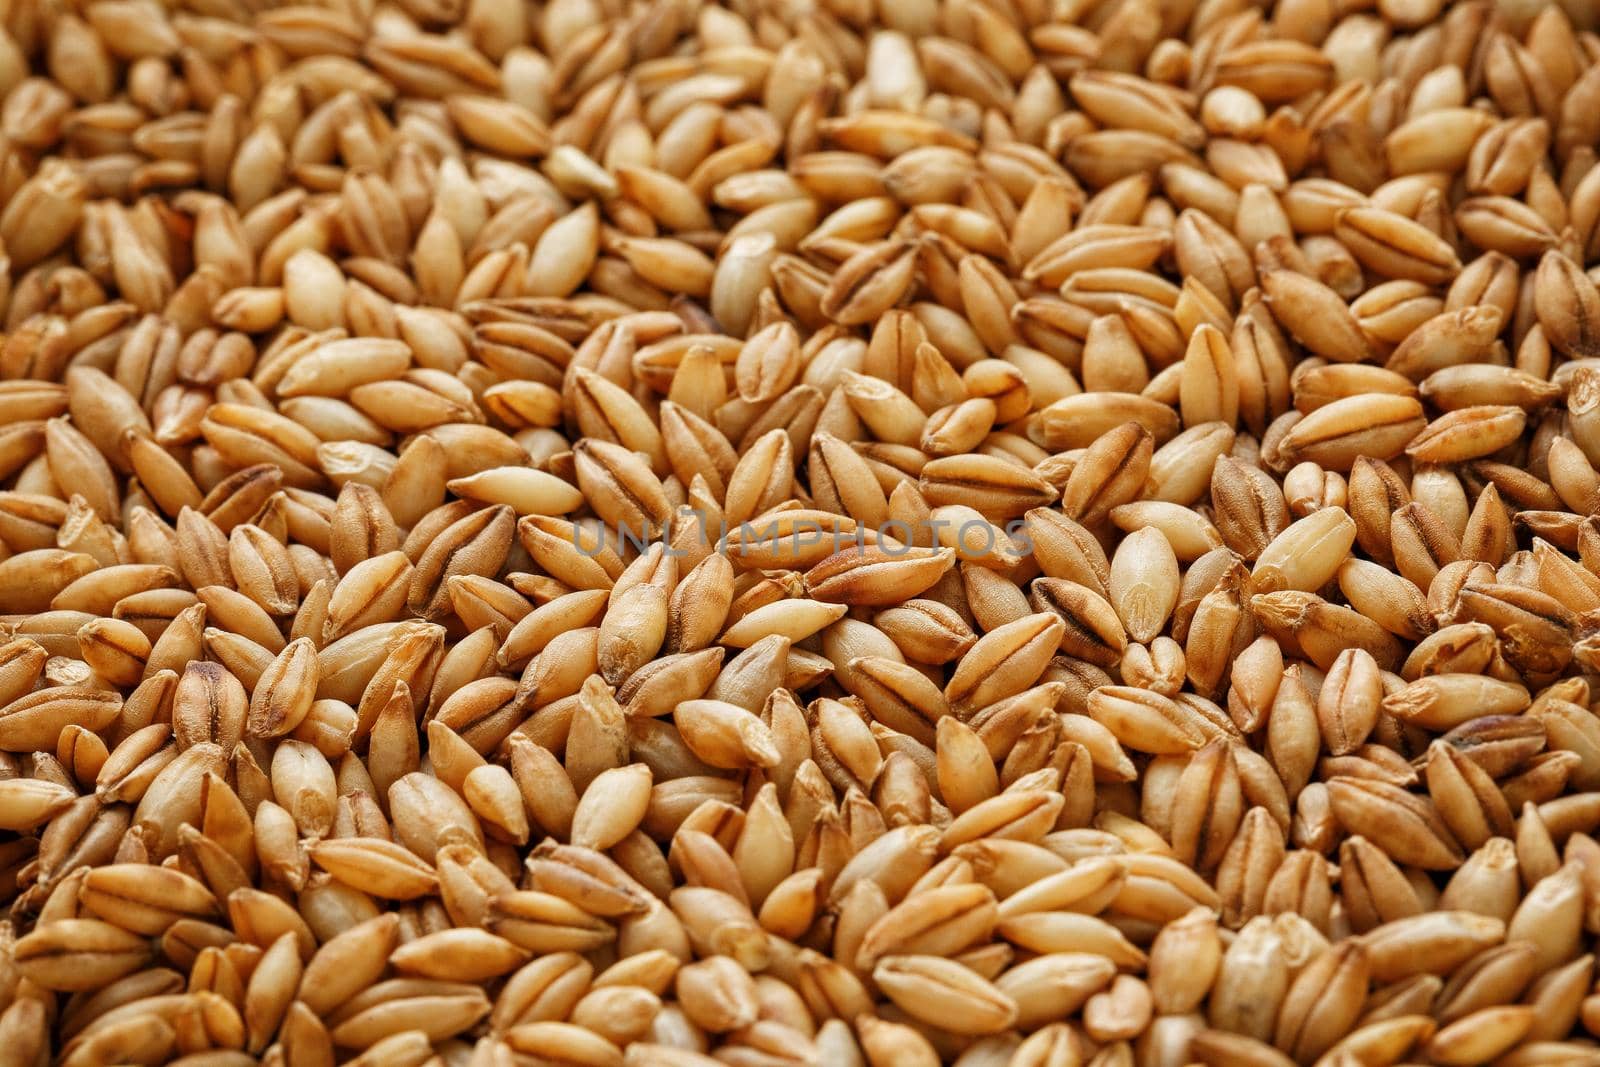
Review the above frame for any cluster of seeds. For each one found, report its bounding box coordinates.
[3,0,1600,1064]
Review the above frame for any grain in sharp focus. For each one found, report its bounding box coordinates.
[0,0,1597,1064]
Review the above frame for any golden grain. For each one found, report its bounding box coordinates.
[0,0,1595,1063]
